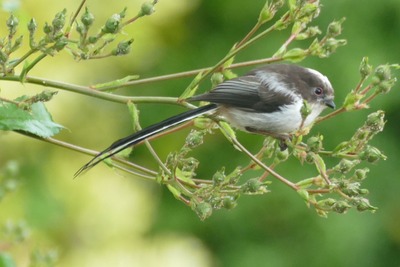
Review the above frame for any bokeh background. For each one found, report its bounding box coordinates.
[1,0,399,266]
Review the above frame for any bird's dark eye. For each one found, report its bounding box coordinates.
[314,87,323,96]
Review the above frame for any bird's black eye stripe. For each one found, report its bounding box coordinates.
[314,87,323,95]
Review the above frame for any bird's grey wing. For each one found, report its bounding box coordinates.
[190,75,292,112]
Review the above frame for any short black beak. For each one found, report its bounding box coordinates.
[324,98,336,109]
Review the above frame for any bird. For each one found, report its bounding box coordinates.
[75,64,335,177]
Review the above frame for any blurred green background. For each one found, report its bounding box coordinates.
[1,0,400,266]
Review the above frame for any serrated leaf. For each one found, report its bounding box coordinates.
[0,102,63,138]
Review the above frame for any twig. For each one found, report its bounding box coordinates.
[220,127,299,191]
[15,131,158,179]
[68,0,87,32]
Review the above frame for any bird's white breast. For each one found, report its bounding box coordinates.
[219,100,326,134]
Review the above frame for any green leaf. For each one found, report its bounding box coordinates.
[312,153,327,176]
[0,102,63,138]
[127,101,140,132]
[343,92,363,111]
[179,71,203,100]
[282,48,307,62]
[0,253,16,267]
[218,121,236,142]
[166,184,182,199]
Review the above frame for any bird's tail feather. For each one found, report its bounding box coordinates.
[74,104,217,177]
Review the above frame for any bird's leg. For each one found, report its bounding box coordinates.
[245,127,291,151]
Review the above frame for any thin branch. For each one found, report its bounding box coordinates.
[0,75,195,107]
[96,57,282,92]
[218,125,299,191]
[15,131,158,178]
[315,107,346,123]
[66,0,87,37]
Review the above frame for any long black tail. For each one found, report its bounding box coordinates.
[74,103,218,177]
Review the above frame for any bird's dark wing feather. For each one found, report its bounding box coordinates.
[190,75,292,113]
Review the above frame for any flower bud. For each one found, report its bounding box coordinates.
[54,37,68,51]
[359,146,386,163]
[300,99,312,119]
[185,130,204,148]
[258,2,274,24]
[102,14,121,34]
[305,152,315,164]
[323,38,347,56]
[27,18,37,34]
[377,80,395,94]
[139,2,155,17]
[332,200,351,214]
[88,36,98,44]
[223,196,238,210]
[307,135,323,152]
[366,110,385,132]
[276,147,289,162]
[212,170,225,186]
[241,178,262,194]
[374,65,391,81]
[211,72,224,87]
[359,188,369,195]
[81,7,95,27]
[43,22,53,34]
[193,202,212,221]
[76,24,85,35]
[112,39,133,55]
[7,14,19,36]
[356,198,377,212]
[317,198,336,208]
[341,182,361,197]
[296,26,321,40]
[298,2,320,19]
[353,168,369,181]
[359,57,372,79]
[334,159,359,174]
[52,9,67,32]
[327,18,345,37]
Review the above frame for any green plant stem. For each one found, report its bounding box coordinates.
[315,107,346,123]
[307,189,331,194]
[223,129,299,191]
[69,0,87,28]
[19,53,48,81]
[0,75,195,107]
[363,91,379,105]
[0,96,19,105]
[354,76,367,93]
[97,57,282,92]
[195,23,279,86]
[8,48,38,70]
[318,150,359,159]
[236,21,263,48]
[121,15,141,27]
[15,131,157,179]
